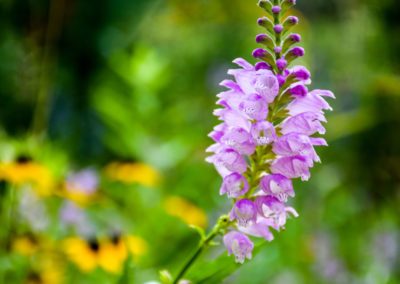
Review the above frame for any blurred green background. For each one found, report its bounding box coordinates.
[0,0,399,283]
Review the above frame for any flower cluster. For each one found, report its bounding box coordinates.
[206,0,335,263]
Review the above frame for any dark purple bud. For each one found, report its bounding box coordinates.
[292,66,311,81]
[253,48,267,59]
[284,47,305,67]
[288,47,305,57]
[277,74,287,86]
[255,34,275,50]
[252,48,275,67]
[271,6,281,14]
[258,0,273,12]
[276,58,287,70]
[281,0,296,14]
[255,61,271,71]
[282,34,301,53]
[290,33,301,42]
[273,46,282,54]
[257,17,274,34]
[274,24,283,33]
[282,16,299,34]
[287,16,298,24]
[255,34,267,44]
[289,84,308,97]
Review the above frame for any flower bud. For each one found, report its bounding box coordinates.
[273,46,282,54]
[285,47,305,65]
[258,0,273,14]
[282,16,298,35]
[289,84,308,97]
[277,74,287,86]
[281,0,296,14]
[291,66,310,81]
[252,48,276,68]
[276,58,288,70]
[282,33,301,53]
[257,17,274,34]
[254,61,272,71]
[255,34,275,51]
[271,6,281,14]
[273,24,283,33]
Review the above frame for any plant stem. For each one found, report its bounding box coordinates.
[172,215,231,284]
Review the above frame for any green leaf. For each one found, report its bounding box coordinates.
[159,269,173,284]
[186,241,268,284]
[117,254,134,284]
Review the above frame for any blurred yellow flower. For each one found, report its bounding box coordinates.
[36,252,65,284]
[63,234,148,274]
[23,247,65,284]
[12,236,38,256]
[125,235,148,261]
[164,196,208,228]
[0,157,54,196]
[105,161,160,187]
[63,237,98,272]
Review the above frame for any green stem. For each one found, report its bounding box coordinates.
[172,215,231,284]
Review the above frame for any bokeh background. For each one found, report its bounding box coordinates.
[0,0,399,283]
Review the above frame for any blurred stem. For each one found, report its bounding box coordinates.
[3,184,16,245]
[31,0,65,140]
[172,215,232,284]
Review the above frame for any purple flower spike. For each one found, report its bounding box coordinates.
[274,24,284,33]
[254,62,271,71]
[223,231,254,263]
[289,33,301,42]
[276,58,288,70]
[289,84,308,97]
[207,0,335,261]
[288,47,305,57]
[220,173,249,198]
[230,199,257,227]
[271,6,281,14]
[252,48,267,59]
[251,121,277,145]
[260,174,294,202]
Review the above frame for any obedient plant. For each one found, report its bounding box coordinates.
[172,0,334,282]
